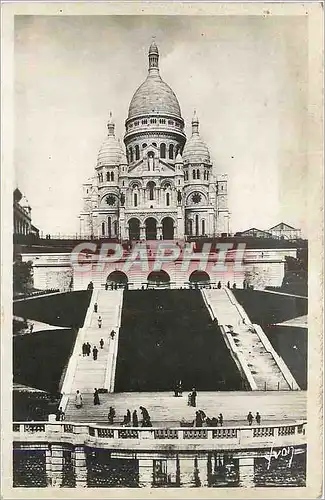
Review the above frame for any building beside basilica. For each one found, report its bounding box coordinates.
[79,41,229,240]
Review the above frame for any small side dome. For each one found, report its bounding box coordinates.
[97,113,122,167]
[175,152,183,163]
[182,111,210,164]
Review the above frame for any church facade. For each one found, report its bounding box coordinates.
[79,42,229,240]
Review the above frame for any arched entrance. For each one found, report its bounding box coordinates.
[162,217,174,240]
[106,271,128,289]
[145,217,157,240]
[189,270,210,288]
[147,270,170,289]
[128,218,140,240]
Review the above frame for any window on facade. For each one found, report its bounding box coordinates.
[207,172,209,180]
[152,142,157,147]
[169,144,174,159]
[160,143,166,159]
[202,219,205,235]
[111,172,114,182]
[107,217,112,238]
[114,221,118,236]
[134,193,138,207]
[106,172,110,182]
[166,192,170,206]
[168,120,174,125]
[135,121,139,126]
[130,148,134,163]
[203,171,206,180]
[142,143,147,148]
[148,182,155,200]
[195,214,199,236]
[197,169,200,179]
[193,170,196,180]
[101,222,105,236]
[135,145,140,160]
[221,184,223,190]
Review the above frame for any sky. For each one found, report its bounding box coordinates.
[14,14,308,236]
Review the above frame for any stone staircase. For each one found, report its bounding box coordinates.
[202,289,296,391]
[63,390,306,425]
[67,289,123,395]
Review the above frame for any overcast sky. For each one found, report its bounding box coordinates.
[14,14,308,236]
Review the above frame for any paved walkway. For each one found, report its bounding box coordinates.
[63,390,306,425]
[202,289,297,391]
[69,289,123,394]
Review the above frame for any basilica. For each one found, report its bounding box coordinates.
[79,41,229,240]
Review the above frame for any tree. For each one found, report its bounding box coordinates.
[13,257,33,295]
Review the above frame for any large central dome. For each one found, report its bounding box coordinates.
[127,42,181,119]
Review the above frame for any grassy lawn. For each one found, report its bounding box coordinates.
[13,328,78,393]
[13,290,92,327]
[115,290,244,392]
[263,325,307,390]
[233,289,307,326]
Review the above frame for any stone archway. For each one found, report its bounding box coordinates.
[162,217,174,240]
[147,270,170,289]
[189,270,210,288]
[128,218,140,240]
[145,217,157,240]
[107,271,128,289]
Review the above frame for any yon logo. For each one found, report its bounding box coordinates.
[264,446,295,470]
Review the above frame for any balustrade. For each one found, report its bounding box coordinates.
[253,427,274,438]
[212,428,237,439]
[12,421,306,447]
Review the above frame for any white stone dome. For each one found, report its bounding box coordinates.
[182,112,210,164]
[127,43,182,120]
[97,114,123,167]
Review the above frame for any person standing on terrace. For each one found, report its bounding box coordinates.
[75,390,82,409]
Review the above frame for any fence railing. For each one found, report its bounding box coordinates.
[13,420,306,448]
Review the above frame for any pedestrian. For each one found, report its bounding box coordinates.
[110,329,116,340]
[177,380,183,397]
[139,406,151,427]
[75,390,82,409]
[195,411,203,427]
[99,338,104,349]
[94,302,98,313]
[86,342,91,356]
[174,381,179,397]
[55,406,65,421]
[93,388,100,405]
[92,345,98,360]
[82,342,87,356]
[132,410,139,427]
[126,409,131,424]
[217,281,221,289]
[211,417,218,427]
[256,412,261,425]
[108,406,116,424]
[199,409,206,424]
[190,388,197,407]
[98,316,102,329]
[105,283,108,290]
[218,413,223,426]
[247,411,253,426]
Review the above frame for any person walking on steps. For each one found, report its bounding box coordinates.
[93,388,100,405]
[92,345,98,360]
[247,411,253,426]
[99,338,104,349]
[256,412,261,425]
[75,390,83,409]
[82,342,87,356]
[94,302,98,313]
[132,410,139,427]
[98,316,102,329]
[110,329,116,340]
[86,342,91,356]
[108,406,116,424]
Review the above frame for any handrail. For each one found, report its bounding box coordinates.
[59,289,97,412]
[12,420,307,446]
